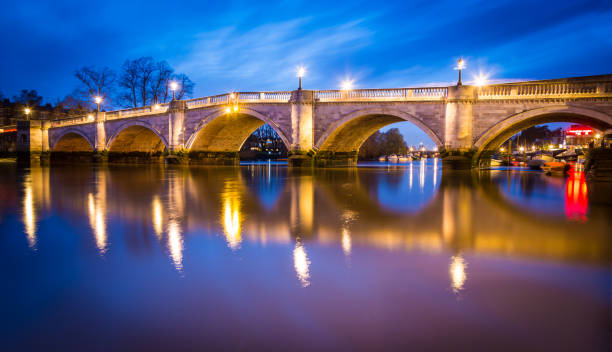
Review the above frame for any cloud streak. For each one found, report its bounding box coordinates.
[175,17,373,94]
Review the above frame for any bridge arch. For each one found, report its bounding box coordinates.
[474,105,612,162]
[51,128,95,152]
[107,120,168,153]
[186,107,290,152]
[315,107,443,152]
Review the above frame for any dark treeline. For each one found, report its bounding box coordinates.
[0,56,194,125]
[359,128,408,160]
[509,125,564,146]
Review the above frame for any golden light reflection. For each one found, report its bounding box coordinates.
[419,158,426,191]
[409,162,413,190]
[167,219,183,271]
[450,255,467,294]
[152,196,163,239]
[433,157,438,188]
[342,227,352,256]
[223,198,242,250]
[87,193,107,254]
[293,240,311,287]
[23,181,36,249]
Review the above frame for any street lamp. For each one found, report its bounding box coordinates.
[455,58,465,86]
[94,96,103,112]
[170,81,179,100]
[88,114,94,121]
[24,107,31,120]
[474,73,487,87]
[297,66,306,90]
[341,79,354,91]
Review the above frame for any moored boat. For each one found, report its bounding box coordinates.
[398,156,412,163]
[541,161,570,176]
[378,156,386,162]
[388,154,398,163]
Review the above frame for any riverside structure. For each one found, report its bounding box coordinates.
[16,74,612,167]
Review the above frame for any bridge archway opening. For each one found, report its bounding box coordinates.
[316,113,442,158]
[52,132,94,152]
[108,125,167,154]
[187,111,290,160]
[474,108,612,165]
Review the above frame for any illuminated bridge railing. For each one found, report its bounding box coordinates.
[314,87,448,101]
[185,91,292,108]
[478,82,612,100]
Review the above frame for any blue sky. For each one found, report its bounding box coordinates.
[1,0,611,146]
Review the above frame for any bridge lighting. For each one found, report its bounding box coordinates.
[225,107,231,114]
[455,58,465,86]
[341,79,354,91]
[88,114,94,121]
[230,92,235,99]
[233,104,238,112]
[297,66,306,89]
[474,73,488,87]
[94,96,103,112]
[170,81,179,100]
[500,147,505,152]
[153,104,161,111]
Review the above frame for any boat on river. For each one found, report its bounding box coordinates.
[541,161,570,176]
[398,156,412,163]
[378,156,386,162]
[388,154,399,163]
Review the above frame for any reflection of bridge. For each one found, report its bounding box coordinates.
[20,164,610,273]
[17,75,612,166]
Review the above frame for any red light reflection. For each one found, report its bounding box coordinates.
[565,165,588,221]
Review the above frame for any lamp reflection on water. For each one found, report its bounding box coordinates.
[342,227,352,256]
[433,158,438,188]
[409,162,413,190]
[23,180,36,249]
[565,170,588,221]
[152,196,163,239]
[87,193,107,254]
[419,158,426,191]
[167,219,183,271]
[223,196,242,250]
[449,255,467,294]
[293,239,311,287]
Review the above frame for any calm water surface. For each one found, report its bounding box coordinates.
[1,160,610,351]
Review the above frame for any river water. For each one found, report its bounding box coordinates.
[1,160,610,351]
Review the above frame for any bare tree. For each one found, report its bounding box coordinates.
[74,66,115,109]
[149,60,173,104]
[119,57,195,107]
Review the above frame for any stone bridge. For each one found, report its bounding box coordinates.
[17,74,612,166]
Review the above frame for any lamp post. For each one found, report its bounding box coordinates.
[24,107,31,120]
[170,81,178,100]
[94,96,103,112]
[455,58,465,86]
[297,66,305,90]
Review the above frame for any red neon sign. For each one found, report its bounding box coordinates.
[567,126,593,136]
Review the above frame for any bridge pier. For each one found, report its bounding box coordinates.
[441,85,476,169]
[288,89,315,167]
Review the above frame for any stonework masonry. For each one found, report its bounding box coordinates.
[17,74,612,167]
